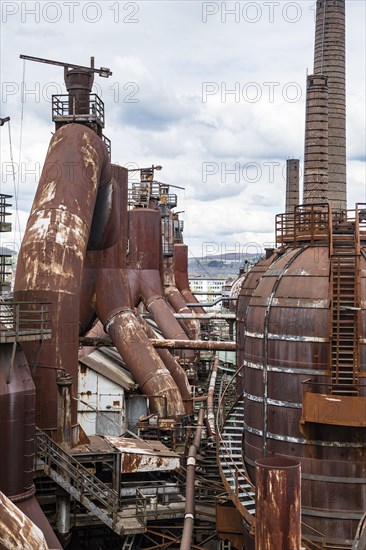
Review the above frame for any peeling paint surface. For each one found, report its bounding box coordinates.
[0,491,48,550]
[106,437,180,473]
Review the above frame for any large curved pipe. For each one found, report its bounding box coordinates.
[165,285,201,339]
[14,123,111,437]
[128,209,195,362]
[79,163,123,335]
[79,250,98,336]
[135,313,193,415]
[94,167,186,418]
[174,243,205,314]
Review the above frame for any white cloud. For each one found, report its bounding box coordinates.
[0,0,365,257]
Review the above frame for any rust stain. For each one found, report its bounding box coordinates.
[0,492,48,550]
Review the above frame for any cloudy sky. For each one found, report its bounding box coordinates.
[1,0,365,260]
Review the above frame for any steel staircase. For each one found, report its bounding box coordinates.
[35,429,146,536]
[216,367,328,550]
[217,397,256,528]
[330,220,360,395]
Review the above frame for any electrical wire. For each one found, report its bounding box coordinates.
[7,120,22,247]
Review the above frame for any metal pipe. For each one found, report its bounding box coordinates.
[55,375,73,542]
[180,408,205,550]
[150,339,236,351]
[173,313,236,320]
[255,457,301,550]
[206,355,218,439]
[136,314,193,415]
[187,297,237,307]
[165,285,201,339]
[128,209,195,362]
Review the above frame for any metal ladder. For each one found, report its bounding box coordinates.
[330,222,360,394]
[121,535,136,549]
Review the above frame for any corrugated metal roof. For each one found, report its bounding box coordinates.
[106,437,179,457]
[105,437,180,473]
[79,347,136,391]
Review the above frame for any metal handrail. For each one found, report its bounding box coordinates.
[215,363,329,547]
[35,429,120,520]
[52,93,105,126]
[216,363,256,527]
[0,299,51,337]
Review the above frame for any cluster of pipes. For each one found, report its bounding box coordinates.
[0,63,207,549]
[13,66,206,441]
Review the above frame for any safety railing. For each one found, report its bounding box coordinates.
[276,203,332,249]
[52,93,105,127]
[0,193,12,231]
[294,203,331,247]
[162,241,174,256]
[35,428,121,520]
[275,211,296,246]
[216,364,330,547]
[0,299,51,341]
[102,134,111,157]
[276,202,366,253]
[216,363,256,527]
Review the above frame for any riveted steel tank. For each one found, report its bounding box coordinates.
[237,245,366,547]
[0,344,61,548]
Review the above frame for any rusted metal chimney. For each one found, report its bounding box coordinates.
[255,457,301,550]
[285,159,300,212]
[313,0,346,211]
[65,67,94,116]
[303,74,329,204]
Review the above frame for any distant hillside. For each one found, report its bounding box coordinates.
[188,252,262,279]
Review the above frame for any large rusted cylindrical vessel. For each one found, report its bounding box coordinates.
[14,123,111,438]
[65,68,94,117]
[0,344,61,548]
[238,245,366,546]
[95,169,186,418]
[255,457,301,550]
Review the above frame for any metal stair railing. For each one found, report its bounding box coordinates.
[35,428,146,534]
[216,363,256,529]
[215,365,328,549]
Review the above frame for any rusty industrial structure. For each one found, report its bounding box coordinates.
[0,0,365,548]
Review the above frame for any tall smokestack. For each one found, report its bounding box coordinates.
[313,0,346,211]
[303,74,329,204]
[285,159,300,212]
